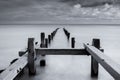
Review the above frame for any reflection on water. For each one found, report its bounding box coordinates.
[0,25,120,80]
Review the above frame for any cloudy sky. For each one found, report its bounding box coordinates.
[0,0,120,24]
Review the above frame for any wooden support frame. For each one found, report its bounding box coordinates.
[84,44,120,80]
[35,49,89,55]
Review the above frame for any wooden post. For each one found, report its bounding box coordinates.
[51,33,53,40]
[28,38,36,75]
[48,35,51,44]
[91,39,100,77]
[45,38,48,48]
[63,28,70,40]
[67,32,70,40]
[52,31,55,37]
[52,28,59,37]
[71,37,75,48]
[40,33,46,66]
[40,59,46,67]
[40,32,45,48]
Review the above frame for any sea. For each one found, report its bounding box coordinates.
[0,25,120,80]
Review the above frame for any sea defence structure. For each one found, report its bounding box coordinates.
[0,28,120,80]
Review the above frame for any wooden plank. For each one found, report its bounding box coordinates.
[35,49,89,55]
[84,44,120,80]
[0,54,28,80]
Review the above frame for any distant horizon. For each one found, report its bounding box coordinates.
[0,18,120,25]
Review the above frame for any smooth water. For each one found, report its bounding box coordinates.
[0,25,120,80]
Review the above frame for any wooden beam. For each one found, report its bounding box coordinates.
[84,44,120,80]
[35,49,89,55]
[0,54,27,80]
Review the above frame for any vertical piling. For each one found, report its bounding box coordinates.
[63,28,70,40]
[71,37,75,48]
[91,39,100,77]
[45,38,48,48]
[67,32,70,40]
[40,59,46,67]
[51,33,53,40]
[28,38,36,75]
[40,33,46,66]
[48,35,51,44]
[40,32,45,48]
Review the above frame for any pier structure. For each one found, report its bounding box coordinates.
[0,28,120,80]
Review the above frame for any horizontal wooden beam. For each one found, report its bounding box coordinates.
[84,44,120,80]
[0,54,28,80]
[35,49,89,55]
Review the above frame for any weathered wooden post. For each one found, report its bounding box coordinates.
[48,35,51,44]
[45,38,48,48]
[67,32,70,40]
[40,32,45,48]
[71,37,75,48]
[51,33,53,40]
[40,59,46,66]
[52,28,59,37]
[91,38,100,77]
[28,38,36,75]
[40,33,46,66]
[52,31,55,37]
[63,28,70,40]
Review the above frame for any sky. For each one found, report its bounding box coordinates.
[0,0,120,24]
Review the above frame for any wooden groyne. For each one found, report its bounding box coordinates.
[0,28,120,80]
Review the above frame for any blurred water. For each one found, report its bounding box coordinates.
[0,25,120,80]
